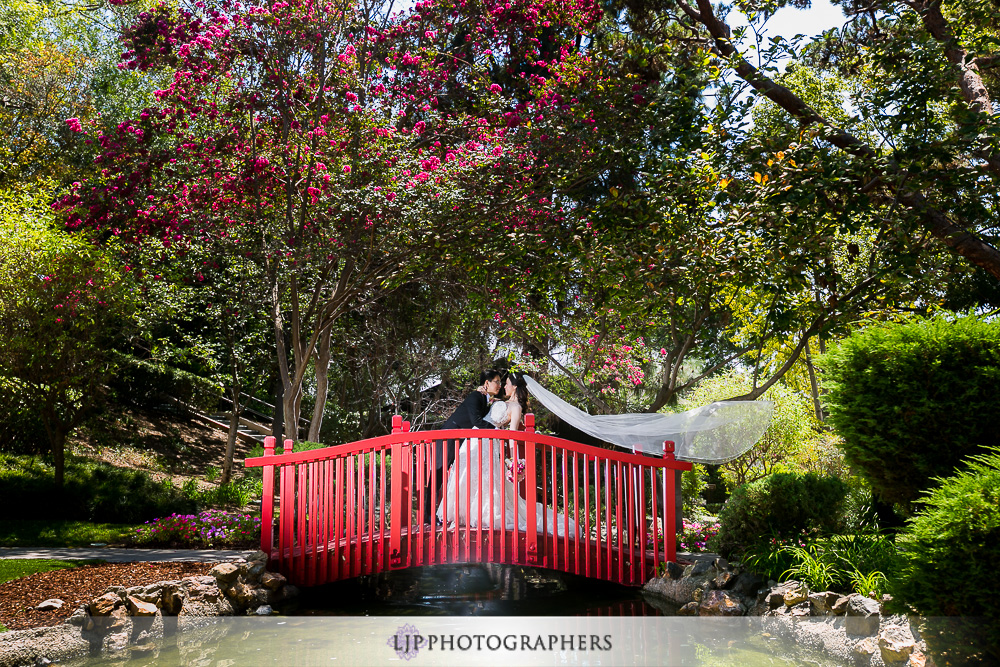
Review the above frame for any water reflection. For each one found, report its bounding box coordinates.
[60,565,849,666]
[66,616,849,666]
[290,563,675,616]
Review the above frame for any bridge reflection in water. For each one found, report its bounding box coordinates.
[244,415,692,588]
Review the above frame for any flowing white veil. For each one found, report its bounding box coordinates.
[524,376,774,464]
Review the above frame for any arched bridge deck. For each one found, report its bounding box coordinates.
[244,415,692,587]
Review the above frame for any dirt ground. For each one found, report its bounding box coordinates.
[71,406,259,488]
[0,562,213,631]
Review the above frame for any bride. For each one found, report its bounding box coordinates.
[437,371,577,537]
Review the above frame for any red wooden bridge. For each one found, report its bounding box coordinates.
[244,415,692,587]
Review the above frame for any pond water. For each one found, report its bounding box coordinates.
[290,563,673,616]
[66,565,850,666]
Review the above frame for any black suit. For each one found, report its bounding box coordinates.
[423,390,494,522]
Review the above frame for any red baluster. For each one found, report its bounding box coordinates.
[524,431,537,565]
[261,437,275,563]
[664,441,676,564]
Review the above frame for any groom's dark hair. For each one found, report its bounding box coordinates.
[479,369,501,385]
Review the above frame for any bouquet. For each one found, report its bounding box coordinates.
[505,457,526,483]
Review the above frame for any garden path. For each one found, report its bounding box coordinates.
[0,548,256,562]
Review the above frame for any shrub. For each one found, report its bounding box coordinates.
[889,448,1000,665]
[0,454,197,523]
[682,464,708,517]
[134,510,261,548]
[709,472,848,559]
[818,315,1000,508]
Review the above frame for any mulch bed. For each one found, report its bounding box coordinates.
[0,562,213,631]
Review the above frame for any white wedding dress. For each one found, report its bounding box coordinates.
[437,400,577,537]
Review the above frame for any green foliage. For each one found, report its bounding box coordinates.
[890,448,1000,665]
[682,463,708,516]
[710,472,848,559]
[780,545,838,591]
[779,531,899,596]
[184,477,262,508]
[109,358,222,412]
[0,454,196,523]
[819,315,1000,508]
[0,377,47,455]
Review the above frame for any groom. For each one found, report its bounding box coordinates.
[423,369,502,524]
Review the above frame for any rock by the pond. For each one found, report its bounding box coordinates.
[699,590,744,616]
[879,624,916,662]
[845,595,881,636]
[126,596,158,616]
[89,592,120,616]
[782,583,809,607]
[260,570,287,591]
[854,636,879,659]
[253,605,273,616]
[677,601,699,615]
[209,563,240,585]
[34,599,64,611]
[644,555,936,667]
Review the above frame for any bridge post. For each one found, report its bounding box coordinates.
[278,438,294,576]
[663,440,676,564]
[524,414,538,565]
[261,436,276,562]
[389,416,407,567]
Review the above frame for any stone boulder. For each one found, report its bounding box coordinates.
[208,563,240,586]
[699,590,744,616]
[845,595,881,636]
[260,571,287,591]
[782,583,809,607]
[89,592,121,616]
[879,624,916,663]
[126,596,158,617]
[34,599,64,611]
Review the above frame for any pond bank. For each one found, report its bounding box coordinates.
[642,556,933,666]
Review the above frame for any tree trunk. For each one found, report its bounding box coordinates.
[308,326,332,442]
[221,386,241,484]
[804,336,824,422]
[40,398,67,487]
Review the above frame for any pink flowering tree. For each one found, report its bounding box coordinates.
[0,185,139,486]
[58,0,608,438]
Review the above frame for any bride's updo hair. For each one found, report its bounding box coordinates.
[505,370,529,414]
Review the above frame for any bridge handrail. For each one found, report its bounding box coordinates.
[245,426,687,469]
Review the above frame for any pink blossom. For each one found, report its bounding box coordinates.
[65,118,83,132]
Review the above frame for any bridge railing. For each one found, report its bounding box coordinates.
[244,414,692,587]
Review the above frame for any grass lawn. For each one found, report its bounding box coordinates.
[0,520,138,547]
[0,558,105,584]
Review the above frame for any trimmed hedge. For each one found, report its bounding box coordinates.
[890,448,1000,665]
[818,316,1000,508]
[709,472,848,559]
